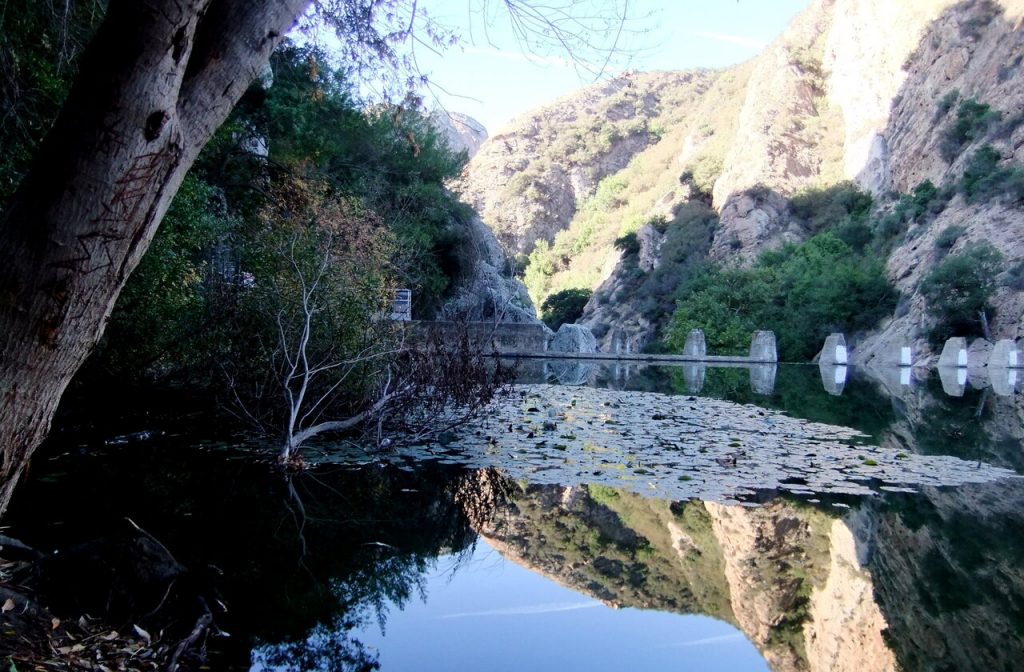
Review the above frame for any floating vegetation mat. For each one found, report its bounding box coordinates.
[325,385,1019,503]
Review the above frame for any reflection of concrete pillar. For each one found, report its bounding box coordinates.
[991,367,1020,397]
[682,363,706,394]
[749,331,777,363]
[683,329,706,359]
[938,337,968,368]
[990,339,1021,369]
[819,363,848,396]
[820,333,848,365]
[749,364,777,395]
[938,364,967,397]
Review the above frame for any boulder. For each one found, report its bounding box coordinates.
[548,324,598,353]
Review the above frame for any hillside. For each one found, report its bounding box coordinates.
[455,0,1024,362]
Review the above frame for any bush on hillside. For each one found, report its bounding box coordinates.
[541,288,593,330]
[940,98,1001,162]
[666,232,897,360]
[959,145,1024,204]
[920,242,1003,343]
[934,225,966,250]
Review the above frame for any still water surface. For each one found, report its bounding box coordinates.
[8,362,1024,671]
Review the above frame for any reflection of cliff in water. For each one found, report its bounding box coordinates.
[466,472,1024,672]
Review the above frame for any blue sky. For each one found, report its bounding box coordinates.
[262,539,771,671]
[413,1,811,134]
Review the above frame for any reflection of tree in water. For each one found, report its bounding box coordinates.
[912,374,998,464]
[256,472,517,670]
[663,365,898,441]
[870,481,1024,672]
[5,446,494,671]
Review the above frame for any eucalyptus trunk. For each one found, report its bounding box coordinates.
[0,0,309,516]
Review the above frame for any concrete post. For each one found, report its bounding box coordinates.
[819,333,848,365]
[683,329,706,359]
[990,339,1021,369]
[749,331,777,363]
[938,337,968,368]
[898,345,913,367]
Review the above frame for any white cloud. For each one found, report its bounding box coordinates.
[690,31,767,49]
[439,601,602,619]
[662,633,746,648]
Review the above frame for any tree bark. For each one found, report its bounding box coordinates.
[0,0,309,516]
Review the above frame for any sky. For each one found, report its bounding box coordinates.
[255,539,771,671]
[411,1,811,134]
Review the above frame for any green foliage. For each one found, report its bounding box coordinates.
[541,288,593,330]
[99,177,231,377]
[934,225,966,250]
[1001,261,1024,291]
[666,233,898,360]
[869,180,951,254]
[0,0,104,205]
[613,232,640,254]
[101,43,470,386]
[920,242,1003,343]
[935,90,960,120]
[680,155,723,199]
[940,98,1002,162]
[958,145,1024,205]
[789,182,873,237]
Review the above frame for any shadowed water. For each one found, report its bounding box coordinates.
[6,362,1024,671]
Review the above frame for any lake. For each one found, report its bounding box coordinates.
[7,361,1024,671]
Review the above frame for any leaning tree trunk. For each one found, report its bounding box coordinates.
[0,0,309,516]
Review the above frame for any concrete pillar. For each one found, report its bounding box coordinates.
[938,337,968,368]
[683,329,706,359]
[898,345,913,367]
[819,333,848,365]
[990,339,1021,369]
[749,364,777,395]
[749,331,777,363]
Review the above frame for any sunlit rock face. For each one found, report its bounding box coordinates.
[429,110,488,159]
[454,71,715,255]
[466,478,905,672]
[457,0,1024,361]
[437,214,539,323]
[804,509,897,672]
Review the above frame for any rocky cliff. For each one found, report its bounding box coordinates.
[429,109,488,159]
[456,0,1024,358]
[471,480,904,672]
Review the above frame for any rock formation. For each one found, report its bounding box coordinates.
[456,0,1024,360]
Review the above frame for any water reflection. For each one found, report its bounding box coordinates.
[6,363,1024,671]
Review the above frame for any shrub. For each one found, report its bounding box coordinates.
[613,231,640,255]
[959,145,1024,204]
[920,242,1003,343]
[934,90,960,120]
[789,182,872,236]
[1001,260,1024,291]
[541,288,593,330]
[934,225,966,250]
[665,232,898,360]
[940,98,1002,162]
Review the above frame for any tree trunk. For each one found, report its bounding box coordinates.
[0,0,309,516]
